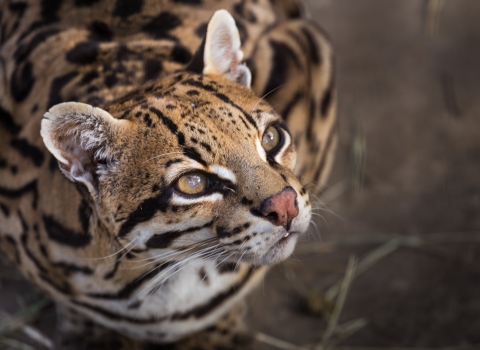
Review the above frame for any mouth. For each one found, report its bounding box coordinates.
[276,231,297,247]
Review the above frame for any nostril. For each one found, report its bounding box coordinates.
[265,212,279,224]
[255,187,299,228]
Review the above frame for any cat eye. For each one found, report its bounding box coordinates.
[176,172,207,195]
[262,125,282,153]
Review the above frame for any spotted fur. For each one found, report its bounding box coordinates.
[0,0,337,348]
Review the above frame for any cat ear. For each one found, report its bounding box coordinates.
[41,102,127,196]
[186,10,251,87]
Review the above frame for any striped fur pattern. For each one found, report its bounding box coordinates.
[0,0,336,348]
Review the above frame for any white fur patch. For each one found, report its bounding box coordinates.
[274,129,291,164]
[171,192,223,205]
[255,137,267,162]
[208,165,237,183]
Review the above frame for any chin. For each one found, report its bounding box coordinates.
[257,233,299,265]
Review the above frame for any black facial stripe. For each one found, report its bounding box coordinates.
[313,121,337,181]
[88,262,175,300]
[43,215,92,247]
[0,180,39,209]
[118,189,172,238]
[145,221,214,249]
[73,265,256,323]
[149,107,207,166]
[216,223,250,239]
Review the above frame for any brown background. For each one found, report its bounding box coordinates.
[248,0,480,348]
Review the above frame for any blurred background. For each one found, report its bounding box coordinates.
[248,0,480,348]
[1,0,480,349]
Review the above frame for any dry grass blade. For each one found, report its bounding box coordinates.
[0,297,50,333]
[328,318,369,348]
[425,0,444,36]
[0,335,36,350]
[255,332,310,350]
[318,256,357,349]
[325,240,399,302]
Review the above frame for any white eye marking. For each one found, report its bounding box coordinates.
[255,137,267,162]
[209,165,237,183]
[171,192,223,205]
[274,129,291,164]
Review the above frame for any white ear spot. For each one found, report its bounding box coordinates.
[203,10,251,87]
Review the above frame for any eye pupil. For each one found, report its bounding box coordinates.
[177,172,207,195]
[262,126,280,152]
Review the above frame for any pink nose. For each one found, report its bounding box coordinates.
[259,187,299,229]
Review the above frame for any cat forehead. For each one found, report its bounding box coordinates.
[107,75,280,137]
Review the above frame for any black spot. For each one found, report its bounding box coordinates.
[31,104,38,114]
[186,90,199,96]
[49,155,58,172]
[166,104,176,110]
[199,267,208,283]
[11,62,35,102]
[104,73,118,88]
[218,262,237,274]
[143,59,162,81]
[200,142,211,152]
[152,184,160,193]
[10,138,44,167]
[78,200,92,234]
[241,197,253,206]
[142,12,181,40]
[40,0,63,22]
[0,202,10,217]
[75,0,100,5]
[190,137,198,143]
[80,70,99,85]
[43,215,92,247]
[143,113,154,127]
[145,221,213,249]
[165,158,182,168]
[113,0,144,19]
[321,80,334,117]
[194,22,208,38]
[88,21,113,42]
[66,41,99,65]
[10,166,18,175]
[47,71,79,108]
[170,45,192,64]
[0,105,21,134]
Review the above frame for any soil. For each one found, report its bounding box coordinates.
[1,1,480,349]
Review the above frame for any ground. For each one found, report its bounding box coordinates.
[1,0,480,349]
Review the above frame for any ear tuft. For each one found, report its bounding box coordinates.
[202,10,251,87]
[41,102,125,196]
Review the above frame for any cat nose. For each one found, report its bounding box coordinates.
[259,187,299,230]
